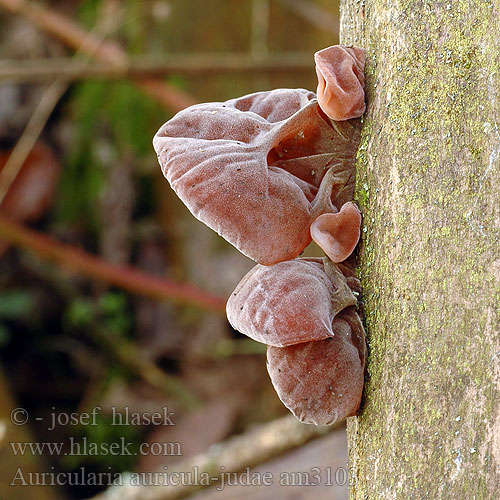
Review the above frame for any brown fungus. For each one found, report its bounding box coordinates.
[314,45,366,121]
[153,45,368,425]
[227,257,366,425]
[153,88,361,265]
[267,307,366,426]
[310,201,362,263]
[226,258,357,347]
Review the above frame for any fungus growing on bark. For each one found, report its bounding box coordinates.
[227,257,366,425]
[153,44,368,425]
[153,88,361,265]
[267,307,366,425]
[226,258,357,347]
[314,45,366,121]
[310,201,362,263]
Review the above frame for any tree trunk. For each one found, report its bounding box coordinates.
[339,1,500,498]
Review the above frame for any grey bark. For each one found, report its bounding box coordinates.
[339,0,500,498]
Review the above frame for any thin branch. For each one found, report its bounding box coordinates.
[21,256,201,409]
[0,79,66,204]
[0,0,196,111]
[275,0,340,35]
[251,0,270,56]
[0,215,227,314]
[87,323,201,409]
[88,414,340,500]
[0,0,127,64]
[0,53,314,83]
[0,3,128,206]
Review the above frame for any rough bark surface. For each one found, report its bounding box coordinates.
[339,1,500,498]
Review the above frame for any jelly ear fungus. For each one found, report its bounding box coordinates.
[314,45,366,121]
[310,201,362,263]
[267,306,366,425]
[153,87,362,265]
[154,44,368,425]
[226,258,357,347]
[227,258,366,425]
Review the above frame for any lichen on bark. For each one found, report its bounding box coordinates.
[340,0,500,498]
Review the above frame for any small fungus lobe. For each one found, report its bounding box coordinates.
[310,201,362,263]
[267,308,366,425]
[226,258,357,347]
[314,45,366,121]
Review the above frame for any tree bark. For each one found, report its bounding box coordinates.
[340,1,500,498]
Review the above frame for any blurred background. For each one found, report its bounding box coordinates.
[0,1,346,499]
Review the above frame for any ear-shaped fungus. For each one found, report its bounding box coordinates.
[314,45,366,121]
[310,201,362,263]
[226,258,357,347]
[153,88,361,265]
[267,308,366,425]
[227,257,366,425]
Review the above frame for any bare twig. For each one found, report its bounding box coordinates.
[87,323,200,409]
[0,0,197,111]
[251,0,270,56]
[88,414,341,500]
[0,1,127,205]
[251,0,271,89]
[0,215,227,314]
[0,79,66,204]
[0,53,314,83]
[275,0,339,35]
[0,0,127,64]
[21,255,201,409]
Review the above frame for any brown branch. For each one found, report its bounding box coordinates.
[1,0,127,64]
[22,256,201,409]
[88,414,340,500]
[0,0,196,112]
[0,53,314,83]
[251,0,270,56]
[0,2,129,206]
[0,215,227,314]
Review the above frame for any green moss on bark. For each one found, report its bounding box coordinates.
[341,0,500,498]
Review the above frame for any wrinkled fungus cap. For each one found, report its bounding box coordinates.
[310,201,362,262]
[314,45,366,121]
[227,257,366,425]
[267,307,366,426]
[226,257,358,347]
[153,88,361,265]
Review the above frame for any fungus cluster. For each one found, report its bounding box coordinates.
[227,258,366,425]
[153,88,361,265]
[154,45,367,425]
